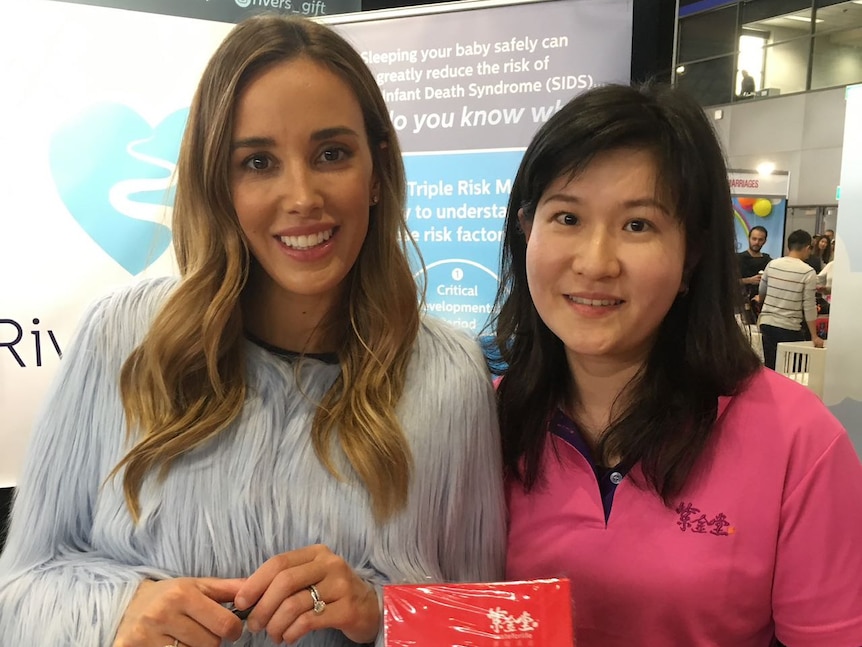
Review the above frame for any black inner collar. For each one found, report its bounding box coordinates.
[245,332,339,365]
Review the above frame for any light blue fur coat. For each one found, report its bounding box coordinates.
[0,278,506,645]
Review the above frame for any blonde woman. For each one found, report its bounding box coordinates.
[0,16,505,647]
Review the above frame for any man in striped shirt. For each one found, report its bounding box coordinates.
[758,229,824,369]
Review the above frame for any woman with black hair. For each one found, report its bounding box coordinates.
[490,83,862,647]
[815,233,833,267]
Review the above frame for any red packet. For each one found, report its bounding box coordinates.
[383,578,574,646]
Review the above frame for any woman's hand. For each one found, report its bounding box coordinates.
[235,544,379,645]
[113,577,245,647]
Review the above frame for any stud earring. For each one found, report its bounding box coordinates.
[371,195,379,205]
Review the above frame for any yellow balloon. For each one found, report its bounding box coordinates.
[753,199,772,217]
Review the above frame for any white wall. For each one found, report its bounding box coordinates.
[710,87,846,205]
[823,84,862,454]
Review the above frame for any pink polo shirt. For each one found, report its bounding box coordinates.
[506,369,862,647]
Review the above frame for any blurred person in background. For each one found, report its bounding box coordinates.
[759,229,823,369]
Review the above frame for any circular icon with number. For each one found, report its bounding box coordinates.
[451,268,464,281]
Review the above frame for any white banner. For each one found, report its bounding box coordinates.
[0,0,632,485]
[728,170,790,197]
[0,2,232,485]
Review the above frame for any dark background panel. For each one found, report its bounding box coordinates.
[0,488,12,551]
[48,0,359,20]
[675,54,735,105]
[630,0,676,82]
[677,4,739,62]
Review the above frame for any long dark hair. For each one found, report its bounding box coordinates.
[489,83,761,504]
[816,235,833,264]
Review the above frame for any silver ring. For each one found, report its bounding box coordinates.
[308,584,326,615]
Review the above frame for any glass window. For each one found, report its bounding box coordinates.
[742,0,813,26]
[678,7,738,62]
[743,2,816,45]
[737,32,768,95]
[761,37,811,95]
[811,28,862,88]
[675,55,735,107]
[814,1,862,34]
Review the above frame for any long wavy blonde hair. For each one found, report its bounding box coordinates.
[112,16,421,523]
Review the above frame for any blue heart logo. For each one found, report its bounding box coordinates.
[49,103,189,275]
